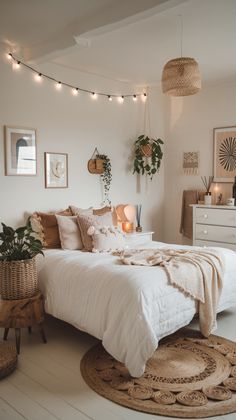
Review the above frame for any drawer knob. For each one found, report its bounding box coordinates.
[203,230,208,235]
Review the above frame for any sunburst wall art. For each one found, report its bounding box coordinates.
[213,126,236,182]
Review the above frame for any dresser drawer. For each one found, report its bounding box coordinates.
[195,240,236,252]
[196,207,236,227]
[195,224,236,244]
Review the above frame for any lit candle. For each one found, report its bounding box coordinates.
[122,222,134,233]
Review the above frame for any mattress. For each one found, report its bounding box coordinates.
[38,241,236,377]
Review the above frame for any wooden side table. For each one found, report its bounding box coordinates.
[0,292,47,354]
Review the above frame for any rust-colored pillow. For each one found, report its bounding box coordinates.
[35,209,72,248]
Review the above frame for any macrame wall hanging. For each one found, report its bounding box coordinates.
[183,151,199,175]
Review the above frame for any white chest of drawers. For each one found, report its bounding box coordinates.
[125,231,154,247]
[192,205,236,251]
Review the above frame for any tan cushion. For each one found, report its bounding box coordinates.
[56,215,83,250]
[69,205,93,216]
[88,226,125,253]
[77,212,113,251]
[70,205,117,226]
[34,209,72,248]
[94,206,117,226]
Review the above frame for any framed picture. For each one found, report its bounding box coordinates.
[4,126,37,175]
[213,126,236,182]
[44,152,68,188]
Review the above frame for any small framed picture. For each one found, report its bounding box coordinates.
[4,126,37,175]
[44,152,68,188]
[213,126,236,182]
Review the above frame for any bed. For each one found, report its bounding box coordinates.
[38,241,236,377]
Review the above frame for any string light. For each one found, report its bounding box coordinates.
[6,53,147,102]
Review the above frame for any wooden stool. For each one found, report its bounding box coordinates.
[0,292,47,354]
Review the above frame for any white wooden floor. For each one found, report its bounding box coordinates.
[0,309,236,420]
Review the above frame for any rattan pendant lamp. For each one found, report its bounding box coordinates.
[162,16,201,96]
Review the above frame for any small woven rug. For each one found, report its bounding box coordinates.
[0,342,17,379]
[80,329,236,418]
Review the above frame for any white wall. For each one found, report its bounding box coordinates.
[164,81,235,245]
[0,56,165,239]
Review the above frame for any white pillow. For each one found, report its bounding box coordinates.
[87,225,125,253]
[56,215,83,250]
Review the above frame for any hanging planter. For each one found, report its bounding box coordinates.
[88,149,112,205]
[88,148,105,174]
[133,135,164,180]
[140,143,152,157]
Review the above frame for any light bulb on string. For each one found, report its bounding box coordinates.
[7,52,13,60]
[133,95,137,102]
[91,92,97,99]
[56,81,62,90]
[35,73,42,82]
[13,60,21,70]
[72,88,79,96]
[108,95,112,102]
[118,96,124,103]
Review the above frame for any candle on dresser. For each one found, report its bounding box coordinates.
[122,222,134,233]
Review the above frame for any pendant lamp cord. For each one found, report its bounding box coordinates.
[178,14,183,57]
[143,87,151,136]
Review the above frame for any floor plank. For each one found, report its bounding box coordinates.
[0,381,57,420]
[0,397,27,420]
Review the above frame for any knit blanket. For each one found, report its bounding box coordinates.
[120,248,224,337]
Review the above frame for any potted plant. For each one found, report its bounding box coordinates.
[95,153,112,205]
[0,220,44,300]
[133,135,164,180]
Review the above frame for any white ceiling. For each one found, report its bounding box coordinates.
[1,0,236,86]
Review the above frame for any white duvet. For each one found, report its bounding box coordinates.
[38,241,236,377]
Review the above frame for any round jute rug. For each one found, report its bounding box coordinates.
[80,329,236,418]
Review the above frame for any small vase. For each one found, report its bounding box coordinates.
[204,192,212,205]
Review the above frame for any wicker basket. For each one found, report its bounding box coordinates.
[0,257,38,300]
[87,158,104,174]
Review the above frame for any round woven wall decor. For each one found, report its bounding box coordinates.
[81,329,236,418]
[162,57,201,97]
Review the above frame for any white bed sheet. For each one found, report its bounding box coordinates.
[38,241,236,377]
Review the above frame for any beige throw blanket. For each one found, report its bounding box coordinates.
[120,248,224,337]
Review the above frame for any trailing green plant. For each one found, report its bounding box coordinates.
[0,219,44,261]
[133,135,164,180]
[96,153,112,205]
